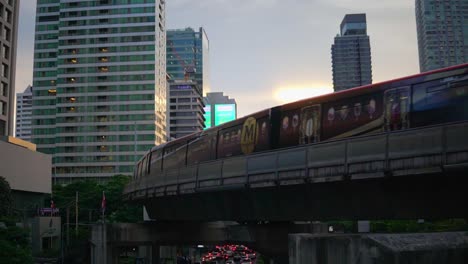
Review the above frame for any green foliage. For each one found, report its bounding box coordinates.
[0,176,13,217]
[52,175,142,224]
[0,225,33,264]
[256,255,265,264]
[54,175,140,263]
[371,219,468,233]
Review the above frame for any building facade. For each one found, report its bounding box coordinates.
[331,14,372,92]
[16,85,33,141]
[32,0,167,182]
[168,80,205,139]
[203,92,237,130]
[166,27,210,94]
[166,27,210,139]
[416,0,468,72]
[0,0,19,136]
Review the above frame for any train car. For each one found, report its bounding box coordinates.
[135,63,468,180]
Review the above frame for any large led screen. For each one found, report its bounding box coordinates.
[214,104,236,126]
[203,105,211,130]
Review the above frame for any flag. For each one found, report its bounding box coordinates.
[101,191,106,214]
[50,199,55,209]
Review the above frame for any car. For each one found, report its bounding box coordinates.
[245,250,256,259]
[240,258,252,264]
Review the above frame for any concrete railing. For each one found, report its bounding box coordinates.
[124,121,468,200]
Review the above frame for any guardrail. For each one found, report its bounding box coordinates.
[124,121,468,201]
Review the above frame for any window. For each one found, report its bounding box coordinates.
[2,63,8,77]
[0,101,5,115]
[0,82,6,96]
[2,45,8,59]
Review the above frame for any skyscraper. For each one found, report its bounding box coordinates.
[32,0,167,182]
[166,27,210,139]
[331,14,372,92]
[416,0,468,72]
[0,0,19,136]
[168,80,205,139]
[166,27,210,94]
[16,85,33,141]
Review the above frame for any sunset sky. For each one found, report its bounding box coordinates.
[16,0,419,117]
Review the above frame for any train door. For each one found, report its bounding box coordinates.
[384,87,410,131]
[300,104,321,144]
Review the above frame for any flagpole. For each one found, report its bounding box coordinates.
[50,196,53,250]
[75,191,78,236]
[102,191,106,264]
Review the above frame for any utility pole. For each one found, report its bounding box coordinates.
[75,191,78,236]
[102,191,107,264]
[66,207,70,245]
[134,121,137,165]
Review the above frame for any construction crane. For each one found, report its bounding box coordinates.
[167,39,196,81]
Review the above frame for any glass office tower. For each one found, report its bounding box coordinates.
[32,0,167,183]
[166,27,210,94]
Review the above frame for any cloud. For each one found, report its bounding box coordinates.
[317,0,412,10]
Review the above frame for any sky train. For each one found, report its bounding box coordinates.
[134,63,468,179]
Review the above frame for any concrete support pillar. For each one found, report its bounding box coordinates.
[160,246,177,263]
[152,244,160,264]
[108,245,120,264]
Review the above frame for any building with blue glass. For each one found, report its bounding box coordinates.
[166,27,210,95]
[166,27,210,139]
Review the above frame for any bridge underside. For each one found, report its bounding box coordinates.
[142,172,468,221]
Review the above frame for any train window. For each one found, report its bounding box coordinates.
[137,161,143,179]
[187,135,211,165]
[384,87,410,131]
[412,73,468,127]
[300,104,321,144]
[218,124,243,158]
[321,93,383,140]
[142,157,147,176]
[162,144,187,170]
[150,149,162,173]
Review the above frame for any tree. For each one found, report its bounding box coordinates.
[52,175,142,223]
[0,176,12,217]
[52,175,142,263]
[0,225,33,264]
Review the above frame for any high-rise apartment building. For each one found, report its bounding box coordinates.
[16,85,33,141]
[166,27,210,94]
[203,92,237,130]
[0,0,19,136]
[167,80,205,140]
[416,0,468,72]
[331,14,372,92]
[32,0,167,182]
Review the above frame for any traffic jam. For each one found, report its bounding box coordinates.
[200,245,257,264]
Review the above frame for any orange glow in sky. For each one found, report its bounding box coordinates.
[274,85,334,104]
